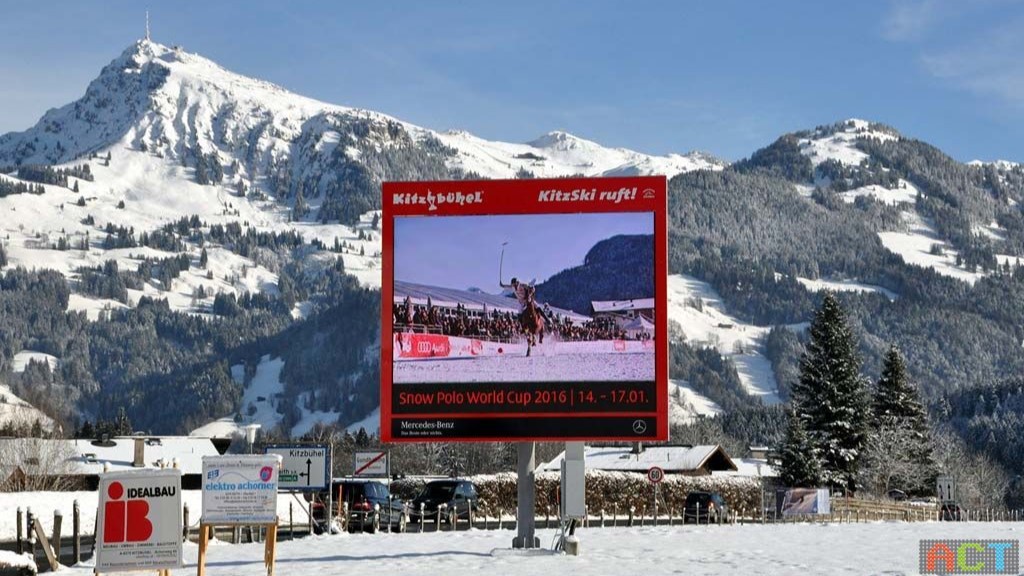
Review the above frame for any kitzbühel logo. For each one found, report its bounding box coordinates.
[392,189,483,211]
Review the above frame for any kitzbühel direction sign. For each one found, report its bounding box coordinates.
[265,444,330,491]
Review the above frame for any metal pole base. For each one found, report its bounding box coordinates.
[512,535,542,549]
[512,441,539,549]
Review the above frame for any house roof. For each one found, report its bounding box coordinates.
[0,436,220,476]
[541,445,737,473]
[714,457,778,478]
[592,298,656,313]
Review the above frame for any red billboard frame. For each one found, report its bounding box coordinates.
[381,176,668,442]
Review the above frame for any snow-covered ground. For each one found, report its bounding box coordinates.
[796,277,898,301]
[838,179,917,206]
[669,379,723,425]
[0,383,54,429]
[666,274,781,404]
[879,211,987,284]
[35,521,1024,575]
[393,349,654,384]
[0,490,311,542]
[437,129,724,180]
[191,355,284,439]
[344,407,380,435]
[10,351,59,373]
[798,118,898,167]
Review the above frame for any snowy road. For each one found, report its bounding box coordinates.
[394,352,654,383]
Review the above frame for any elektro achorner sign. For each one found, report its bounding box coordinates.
[381,176,668,442]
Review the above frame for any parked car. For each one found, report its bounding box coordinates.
[306,478,405,533]
[939,503,963,522]
[410,479,479,525]
[683,491,728,524]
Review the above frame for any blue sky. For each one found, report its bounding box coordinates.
[1,1,1023,162]
[394,213,653,291]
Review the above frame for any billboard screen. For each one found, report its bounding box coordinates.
[381,176,668,442]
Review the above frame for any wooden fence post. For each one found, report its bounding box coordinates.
[16,507,23,555]
[73,500,81,566]
[628,506,635,527]
[52,510,63,565]
[183,505,190,543]
[26,508,35,560]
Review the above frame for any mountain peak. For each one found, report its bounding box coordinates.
[528,130,594,150]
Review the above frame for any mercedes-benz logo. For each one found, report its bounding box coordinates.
[632,419,647,434]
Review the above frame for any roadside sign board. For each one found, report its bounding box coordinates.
[201,454,280,524]
[96,469,183,572]
[936,475,957,502]
[265,444,330,491]
[647,466,665,484]
[354,451,388,477]
[381,176,669,442]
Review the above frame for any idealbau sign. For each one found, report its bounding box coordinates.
[201,454,281,524]
[382,176,669,442]
[95,469,183,572]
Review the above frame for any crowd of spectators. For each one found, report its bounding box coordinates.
[393,298,652,342]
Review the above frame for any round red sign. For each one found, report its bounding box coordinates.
[647,466,664,484]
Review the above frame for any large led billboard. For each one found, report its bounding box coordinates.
[381,176,668,442]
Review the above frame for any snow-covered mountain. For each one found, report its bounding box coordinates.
[0,39,721,300]
[0,38,720,184]
[0,39,722,435]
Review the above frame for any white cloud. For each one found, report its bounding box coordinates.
[881,1,1024,109]
[921,17,1024,107]
[881,0,944,42]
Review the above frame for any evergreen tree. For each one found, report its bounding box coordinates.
[200,247,209,269]
[871,345,935,493]
[73,180,80,193]
[114,406,133,436]
[779,408,822,487]
[77,420,95,439]
[792,292,870,492]
[874,345,928,426]
[293,188,308,221]
[0,243,6,268]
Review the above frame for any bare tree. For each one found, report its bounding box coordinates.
[0,438,79,492]
[931,427,1010,509]
[857,421,925,495]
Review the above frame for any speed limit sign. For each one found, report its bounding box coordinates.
[647,466,665,484]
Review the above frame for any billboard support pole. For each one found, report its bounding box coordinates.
[326,444,334,534]
[512,441,540,549]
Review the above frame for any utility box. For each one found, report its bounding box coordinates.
[560,442,586,520]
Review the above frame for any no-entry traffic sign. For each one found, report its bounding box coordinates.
[354,451,388,477]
